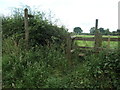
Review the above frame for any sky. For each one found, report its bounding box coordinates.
[0,0,120,33]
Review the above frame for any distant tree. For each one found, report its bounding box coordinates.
[104,28,110,35]
[117,29,120,36]
[112,31,117,33]
[117,29,120,33]
[90,27,111,35]
[99,27,105,34]
[112,31,117,35]
[111,29,120,35]
[73,27,83,34]
[90,27,95,34]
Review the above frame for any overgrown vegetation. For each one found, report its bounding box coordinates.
[2,7,120,89]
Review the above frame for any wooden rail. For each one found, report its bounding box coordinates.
[72,37,120,41]
[66,19,120,62]
[71,36,120,50]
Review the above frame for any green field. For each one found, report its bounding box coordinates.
[75,35,119,49]
[75,35,119,38]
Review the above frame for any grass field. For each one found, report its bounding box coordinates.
[75,35,119,49]
[75,35,119,38]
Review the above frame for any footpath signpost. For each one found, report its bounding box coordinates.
[24,8,34,49]
[24,8,29,49]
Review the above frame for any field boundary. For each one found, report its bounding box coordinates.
[72,37,120,41]
[66,19,120,61]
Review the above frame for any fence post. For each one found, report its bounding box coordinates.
[107,35,110,49]
[66,33,72,65]
[24,8,29,49]
[94,19,102,52]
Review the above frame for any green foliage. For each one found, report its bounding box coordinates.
[73,27,83,34]
[58,50,120,88]
[2,38,68,88]
[99,27,105,34]
[2,7,120,89]
[90,27,95,34]
[2,16,24,39]
[90,27,111,35]
[2,7,68,47]
[3,37,120,88]
[104,28,110,35]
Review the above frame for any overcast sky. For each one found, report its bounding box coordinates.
[0,0,119,32]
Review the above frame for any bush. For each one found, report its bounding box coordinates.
[2,7,68,48]
[2,38,68,88]
[3,38,120,88]
[2,7,120,89]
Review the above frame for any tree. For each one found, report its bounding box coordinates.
[104,28,110,35]
[90,27,111,35]
[90,27,95,34]
[112,31,117,36]
[99,27,105,34]
[73,27,83,34]
[117,29,120,33]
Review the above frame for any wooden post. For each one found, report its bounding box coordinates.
[24,8,29,49]
[66,33,72,65]
[94,19,102,52]
[71,36,77,51]
[107,35,110,49]
[95,19,98,30]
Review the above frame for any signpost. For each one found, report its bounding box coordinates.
[24,8,34,49]
[24,8,29,49]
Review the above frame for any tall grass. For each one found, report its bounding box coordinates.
[3,37,120,88]
[2,38,69,88]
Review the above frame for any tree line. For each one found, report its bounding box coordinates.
[73,26,120,35]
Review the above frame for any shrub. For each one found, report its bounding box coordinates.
[2,38,68,88]
[2,7,68,48]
